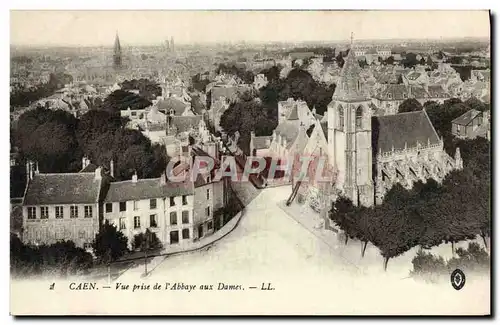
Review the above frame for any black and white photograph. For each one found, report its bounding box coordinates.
[8,8,491,316]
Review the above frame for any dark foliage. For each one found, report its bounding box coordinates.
[132,229,163,251]
[11,234,93,277]
[10,73,73,108]
[120,78,162,100]
[92,220,129,264]
[398,98,423,113]
[99,89,152,113]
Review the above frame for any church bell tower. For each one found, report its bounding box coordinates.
[327,33,374,207]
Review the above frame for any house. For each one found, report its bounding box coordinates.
[451,109,490,140]
[22,163,104,249]
[103,150,227,247]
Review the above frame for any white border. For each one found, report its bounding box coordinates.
[2,1,498,323]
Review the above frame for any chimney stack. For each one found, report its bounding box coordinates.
[110,159,114,177]
[94,166,102,180]
[160,172,167,185]
[132,171,138,183]
[26,161,34,180]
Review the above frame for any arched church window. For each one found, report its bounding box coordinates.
[338,106,344,130]
[356,106,363,129]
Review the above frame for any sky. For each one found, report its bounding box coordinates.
[10,10,490,46]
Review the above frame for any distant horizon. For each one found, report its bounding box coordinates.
[11,11,490,47]
[10,36,491,49]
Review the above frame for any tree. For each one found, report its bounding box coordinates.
[76,110,125,154]
[100,90,152,113]
[132,229,162,251]
[402,53,419,69]
[92,220,129,264]
[384,56,395,65]
[398,98,423,113]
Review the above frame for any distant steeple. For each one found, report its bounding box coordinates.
[331,32,368,102]
[170,36,175,52]
[113,32,122,69]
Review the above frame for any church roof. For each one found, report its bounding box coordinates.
[372,110,440,154]
[332,47,371,102]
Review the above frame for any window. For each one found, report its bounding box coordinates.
[55,206,64,219]
[119,201,127,212]
[403,93,407,99]
[105,203,112,213]
[70,206,78,218]
[356,106,363,129]
[338,106,344,130]
[182,228,190,239]
[170,230,179,244]
[206,175,211,183]
[150,199,157,210]
[134,216,141,229]
[206,189,210,200]
[133,201,139,211]
[119,217,126,230]
[131,111,137,117]
[388,93,392,99]
[170,197,176,207]
[182,195,188,205]
[150,214,158,228]
[83,243,92,250]
[40,207,49,219]
[27,207,36,219]
[208,221,213,230]
[206,206,211,217]
[170,212,178,225]
[84,206,93,218]
[182,211,189,224]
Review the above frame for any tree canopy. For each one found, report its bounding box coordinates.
[398,98,423,113]
[92,220,129,264]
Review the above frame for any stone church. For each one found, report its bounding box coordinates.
[295,41,463,207]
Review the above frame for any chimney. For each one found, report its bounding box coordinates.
[110,159,114,177]
[82,156,89,169]
[160,172,167,185]
[94,166,102,180]
[26,161,34,180]
[132,171,138,183]
[34,161,39,175]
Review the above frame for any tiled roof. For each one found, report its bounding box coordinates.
[211,85,250,103]
[104,178,194,202]
[451,109,482,126]
[372,110,440,154]
[24,172,101,205]
[427,85,450,99]
[374,84,408,101]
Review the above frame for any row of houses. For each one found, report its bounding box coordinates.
[19,143,229,250]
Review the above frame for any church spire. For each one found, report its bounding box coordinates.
[331,32,368,102]
[113,32,122,69]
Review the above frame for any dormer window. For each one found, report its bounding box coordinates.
[388,93,392,99]
[403,93,407,99]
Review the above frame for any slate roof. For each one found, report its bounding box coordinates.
[157,98,188,116]
[171,115,202,133]
[451,109,482,126]
[23,172,102,205]
[372,110,440,154]
[289,52,315,60]
[104,178,194,202]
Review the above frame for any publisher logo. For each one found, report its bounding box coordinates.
[450,269,466,290]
